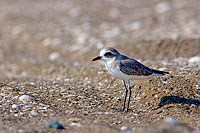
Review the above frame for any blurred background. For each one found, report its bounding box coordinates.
[0,0,200,74]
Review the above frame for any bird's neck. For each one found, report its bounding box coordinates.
[105,58,115,65]
[104,58,115,73]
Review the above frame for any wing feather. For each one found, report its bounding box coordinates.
[119,59,153,76]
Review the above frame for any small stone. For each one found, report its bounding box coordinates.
[42,38,51,46]
[47,121,65,129]
[31,110,39,116]
[11,25,24,36]
[68,111,74,115]
[188,56,200,64]
[73,61,80,66]
[121,126,132,131]
[195,85,199,90]
[66,118,82,123]
[19,95,34,102]
[165,117,179,126]
[155,2,171,13]
[49,52,60,61]
[158,67,167,71]
[154,95,159,98]
[20,112,24,115]
[53,81,59,85]
[70,122,82,127]
[130,21,143,31]
[14,114,18,117]
[12,104,20,109]
[17,129,25,133]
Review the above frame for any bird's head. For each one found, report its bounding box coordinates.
[92,47,120,63]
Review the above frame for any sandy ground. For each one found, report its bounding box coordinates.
[0,0,200,132]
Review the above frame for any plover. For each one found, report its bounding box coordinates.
[92,47,169,112]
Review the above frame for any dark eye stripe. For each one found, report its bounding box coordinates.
[104,52,115,58]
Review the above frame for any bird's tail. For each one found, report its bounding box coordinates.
[152,69,169,76]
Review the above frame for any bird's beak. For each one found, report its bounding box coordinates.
[92,56,102,61]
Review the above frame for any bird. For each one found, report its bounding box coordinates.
[92,47,169,112]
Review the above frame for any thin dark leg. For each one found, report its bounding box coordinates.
[122,80,128,112]
[126,80,133,112]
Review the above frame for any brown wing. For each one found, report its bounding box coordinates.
[119,59,153,76]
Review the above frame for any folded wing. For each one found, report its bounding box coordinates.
[119,59,153,76]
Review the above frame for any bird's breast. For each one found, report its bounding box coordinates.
[105,62,125,79]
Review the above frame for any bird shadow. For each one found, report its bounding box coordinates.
[154,96,200,110]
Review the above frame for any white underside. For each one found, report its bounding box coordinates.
[105,62,160,80]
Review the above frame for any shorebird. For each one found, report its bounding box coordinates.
[92,47,169,112]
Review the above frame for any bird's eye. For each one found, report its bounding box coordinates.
[104,52,115,58]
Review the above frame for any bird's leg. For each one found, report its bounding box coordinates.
[126,80,133,112]
[122,80,128,112]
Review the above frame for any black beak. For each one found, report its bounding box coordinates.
[92,56,102,61]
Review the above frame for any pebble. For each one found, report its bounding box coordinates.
[70,122,82,127]
[158,67,167,71]
[188,56,200,64]
[155,2,171,13]
[18,129,25,133]
[49,52,60,61]
[47,121,65,129]
[11,25,24,36]
[42,38,51,46]
[12,104,20,109]
[121,126,132,131]
[195,85,199,90]
[19,95,35,102]
[73,61,80,66]
[165,117,179,126]
[130,21,143,31]
[66,118,82,123]
[31,110,39,116]
[14,114,18,117]
[20,112,24,115]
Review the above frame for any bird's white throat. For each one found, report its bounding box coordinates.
[104,57,116,74]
